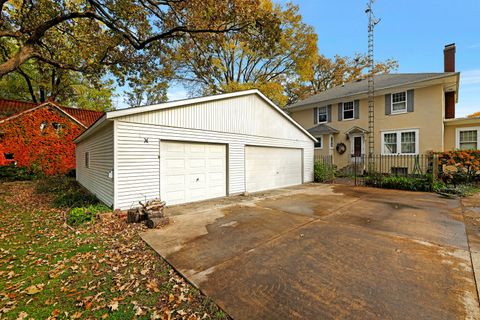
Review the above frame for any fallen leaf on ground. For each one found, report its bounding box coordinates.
[108,300,119,311]
[25,284,44,295]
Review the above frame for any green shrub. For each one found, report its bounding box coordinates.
[365,174,433,192]
[53,190,100,208]
[0,165,39,181]
[314,161,335,183]
[433,183,480,197]
[36,177,100,208]
[66,204,111,226]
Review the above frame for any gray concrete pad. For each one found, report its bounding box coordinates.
[141,184,480,320]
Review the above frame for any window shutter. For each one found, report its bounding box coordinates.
[338,103,343,121]
[354,100,360,119]
[385,94,391,115]
[407,89,414,112]
[313,107,318,124]
[327,105,332,122]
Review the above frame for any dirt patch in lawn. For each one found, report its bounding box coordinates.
[0,180,229,320]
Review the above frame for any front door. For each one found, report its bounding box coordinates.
[353,136,362,157]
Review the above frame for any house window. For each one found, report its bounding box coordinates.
[382,129,419,155]
[85,152,90,168]
[314,136,323,149]
[317,106,327,123]
[383,133,397,154]
[329,135,334,149]
[457,128,480,150]
[52,122,62,133]
[40,121,48,134]
[401,131,416,153]
[391,92,407,113]
[343,101,354,120]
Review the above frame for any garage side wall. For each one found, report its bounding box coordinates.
[75,123,114,206]
[114,121,314,210]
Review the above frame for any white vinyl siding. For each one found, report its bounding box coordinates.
[381,129,419,155]
[115,94,309,142]
[114,121,313,210]
[456,127,480,150]
[75,123,114,206]
[245,146,302,193]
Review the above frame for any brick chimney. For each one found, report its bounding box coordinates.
[444,43,456,119]
[444,43,455,72]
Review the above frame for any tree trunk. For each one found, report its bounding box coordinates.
[0,45,35,78]
[17,67,37,103]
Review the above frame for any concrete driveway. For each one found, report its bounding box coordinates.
[141,184,480,320]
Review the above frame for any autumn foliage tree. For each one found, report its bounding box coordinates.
[286,54,399,104]
[0,0,266,107]
[0,106,84,175]
[169,1,318,106]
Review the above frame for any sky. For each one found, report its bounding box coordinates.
[116,0,480,116]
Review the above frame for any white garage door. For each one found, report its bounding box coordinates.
[245,146,302,193]
[160,141,226,205]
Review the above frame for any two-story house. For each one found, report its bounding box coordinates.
[288,44,477,171]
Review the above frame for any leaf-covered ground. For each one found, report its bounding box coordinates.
[0,181,229,320]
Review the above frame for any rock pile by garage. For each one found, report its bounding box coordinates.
[126,199,169,228]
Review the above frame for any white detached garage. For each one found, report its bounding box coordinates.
[74,90,315,210]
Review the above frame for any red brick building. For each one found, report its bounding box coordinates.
[0,99,103,175]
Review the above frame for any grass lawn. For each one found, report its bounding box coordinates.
[0,180,229,320]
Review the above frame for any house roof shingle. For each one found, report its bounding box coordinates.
[307,123,339,136]
[0,99,37,119]
[288,72,459,109]
[59,106,104,127]
[0,99,104,128]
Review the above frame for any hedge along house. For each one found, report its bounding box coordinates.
[74,90,316,210]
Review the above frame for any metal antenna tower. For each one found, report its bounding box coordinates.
[365,0,380,157]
